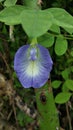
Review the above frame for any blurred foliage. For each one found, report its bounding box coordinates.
[0,0,73,130]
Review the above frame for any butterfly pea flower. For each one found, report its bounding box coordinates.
[14,44,53,88]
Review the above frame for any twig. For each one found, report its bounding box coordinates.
[14,94,37,119]
[0,74,37,119]
[0,52,12,79]
[9,25,15,42]
[0,33,10,60]
[0,112,5,119]
[37,0,43,5]
[7,110,13,121]
[48,31,73,40]
[66,103,72,130]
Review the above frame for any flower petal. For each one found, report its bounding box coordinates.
[37,44,53,72]
[14,44,53,88]
[14,45,32,88]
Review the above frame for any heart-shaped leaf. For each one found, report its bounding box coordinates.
[48,8,73,33]
[0,5,25,25]
[20,9,52,38]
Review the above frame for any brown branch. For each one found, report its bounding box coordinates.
[0,52,12,79]
[66,103,72,130]
[0,73,37,119]
[0,33,10,62]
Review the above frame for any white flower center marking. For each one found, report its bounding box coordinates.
[26,61,39,77]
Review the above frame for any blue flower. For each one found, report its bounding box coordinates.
[14,44,53,88]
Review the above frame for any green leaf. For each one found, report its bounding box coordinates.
[62,82,69,92]
[63,27,73,34]
[20,9,52,38]
[61,68,70,80]
[55,35,68,55]
[71,66,73,72]
[52,80,62,89]
[4,0,17,7]
[49,24,60,34]
[70,50,73,57]
[0,0,4,2]
[17,111,33,127]
[65,79,73,91]
[17,111,25,126]
[35,83,59,129]
[38,33,54,47]
[55,92,72,104]
[0,5,25,25]
[24,0,39,9]
[48,8,73,33]
[0,41,4,53]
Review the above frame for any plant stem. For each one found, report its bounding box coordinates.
[9,25,15,42]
